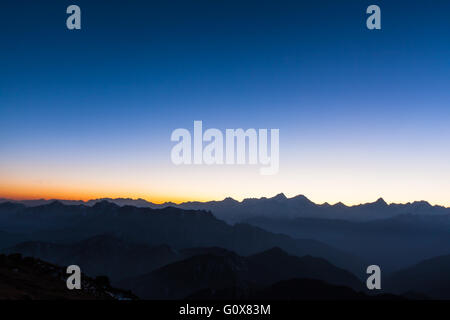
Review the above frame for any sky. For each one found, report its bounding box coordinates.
[1,0,449,205]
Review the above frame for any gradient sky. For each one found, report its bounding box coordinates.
[1,0,449,205]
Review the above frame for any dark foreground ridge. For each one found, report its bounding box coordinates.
[0,253,137,300]
[188,278,403,300]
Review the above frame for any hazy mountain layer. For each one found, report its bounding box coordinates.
[119,247,363,299]
[387,254,450,299]
[246,214,450,271]
[0,201,364,275]
[4,235,180,283]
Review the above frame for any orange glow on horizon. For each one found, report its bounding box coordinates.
[2,164,450,207]
[0,188,201,205]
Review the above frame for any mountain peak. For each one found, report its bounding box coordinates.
[289,194,314,205]
[411,200,432,208]
[271,193,287,201]
[374,198,388,206]
[223,197,238,203]
[291,194,308,200]
[45,200,65,207]
[333,202,347,208]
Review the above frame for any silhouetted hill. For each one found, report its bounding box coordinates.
[0,201,87,233]
[246,214,450,271]
[180,246,236,258]
[120,251,249,299]
[388,254,450,299]
[4,235,180,283]
[0,230,28,250]
[188,278,402,300]
[119,247,363,299]
[0,201,364,274]
[0,253,137,300]
[252,278,402,300]
[246,247,363,290]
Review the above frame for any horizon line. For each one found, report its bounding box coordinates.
[1,193,448,209]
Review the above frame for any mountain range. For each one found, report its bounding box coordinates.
[246,212,450,271]
[1,199,450,299]
[2,193,448,223]
[0,201,364,275]
[118,246,363,299]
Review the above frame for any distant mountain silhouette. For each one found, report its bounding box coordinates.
[0,201,364,274]
[4,235,180,283]
[119,247,363,299]
[0,197,162,208]
[246,214,450,271]
[0,253,137,300]
[120,251,248,299]
[175,194,450,223]
[246,247,363,289]
[2,194,448,223]
[387,254,450,299]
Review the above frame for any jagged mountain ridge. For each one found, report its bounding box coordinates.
[2,193,448,223]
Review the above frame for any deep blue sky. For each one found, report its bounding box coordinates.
[1,0,449,204]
